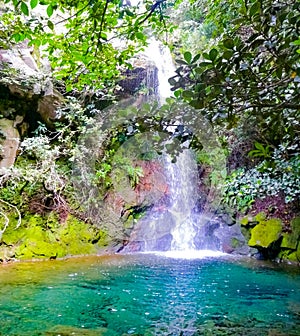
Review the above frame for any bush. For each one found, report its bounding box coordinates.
[223,145,300,212]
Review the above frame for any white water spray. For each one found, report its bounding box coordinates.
[163,150,198,251]
[144,37,175,99]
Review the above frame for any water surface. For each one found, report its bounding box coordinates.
[0,254,299,335]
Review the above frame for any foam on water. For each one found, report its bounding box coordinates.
[151,250,228,259]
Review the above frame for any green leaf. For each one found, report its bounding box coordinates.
[192,53,201,63]
[47,20,54,30]
[30,0,38,9]
[11,33,21,42]
[47,4,53,17]
[20,2,29,15]
[209,48,218,61]
[223,38,234,49]
[135,32,144,40]
[174,90,182,98]
[182,90,194,99]
[203,52,210,60]
[223,50,233,60]
[176,59,188,65]
[249,1,260,16]
[190,99,204,109]
[254,142,264,150]
[184,51,192,64]
[292,39,300,46]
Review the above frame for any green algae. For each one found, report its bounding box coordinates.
[0,212,109,261]
[248,217,282,248]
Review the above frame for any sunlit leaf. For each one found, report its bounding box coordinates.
[20,2,29,15]
[30,0,38,9]
[47,4,53,17]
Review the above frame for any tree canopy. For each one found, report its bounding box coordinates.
[170,0,300,149]
[0,0,176,92]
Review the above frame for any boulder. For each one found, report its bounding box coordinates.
[248,218,282,248]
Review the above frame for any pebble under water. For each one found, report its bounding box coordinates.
[0,254,299,336]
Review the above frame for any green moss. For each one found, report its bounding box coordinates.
[281,217,300,251]
[240,217,249,226]
[248,218,282,248]
[231,237,241,248]
[279,243,300,263]
[1,212,109,261]
[241,226,251,242]
[56,215,109,256]
[254,212,267,222]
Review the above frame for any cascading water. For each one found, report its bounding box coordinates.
[121,38,225,255]
[164,150,198,251]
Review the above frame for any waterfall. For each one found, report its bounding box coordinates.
[143,37,175,99]
[164,150,198,251]
[119,37,226,256]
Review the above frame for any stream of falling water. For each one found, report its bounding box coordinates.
[144,37,175,99]
[121,39,223,254]
[163,150,198,251]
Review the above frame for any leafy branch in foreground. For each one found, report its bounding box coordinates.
[0,0,175,92]
[170,0,300,147]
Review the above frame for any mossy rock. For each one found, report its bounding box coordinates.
[248,218,282,248]
[55,215,107,256]
[16,240,66,260]
[241,226,251,242]
[1,214,45,245]
[279,243,300,263]
[14,223,66,259]
[240,212,265,227]
[240,217,250,226]
[1,212,110,260]
[0,245,16,261]
[255,212,267,222]
[281,217,300,250]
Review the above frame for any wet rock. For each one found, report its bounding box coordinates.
[123,210,175,251]
[153,233,172,251]
[214,222,251,255]
[117,57,158,97]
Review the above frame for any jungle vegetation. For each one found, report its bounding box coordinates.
[0,0,299,259]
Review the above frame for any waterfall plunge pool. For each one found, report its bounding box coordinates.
[0,254,299,336]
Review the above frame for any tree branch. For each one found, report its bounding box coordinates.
[96,0,110,54]
[138,0,167,25]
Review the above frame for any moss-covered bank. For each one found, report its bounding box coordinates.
[0,213,109,262]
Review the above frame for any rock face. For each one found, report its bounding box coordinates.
[279,218,300,262]
[0,118,20,168]
[0,214,109,261]
[0,43,64,133]
[117,157,250,255]
[117,56,158,97]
